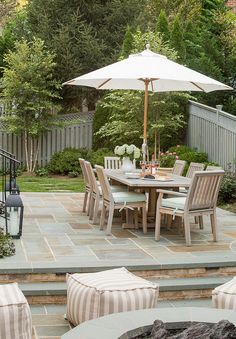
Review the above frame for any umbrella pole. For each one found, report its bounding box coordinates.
[142,80,149,162]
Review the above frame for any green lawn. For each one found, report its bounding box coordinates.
[16,175,85,192]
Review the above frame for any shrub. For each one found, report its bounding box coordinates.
[0,229,15,258]
[218,172,236,204]
[179,151,208,164]
[48,148,89,175]
[68,171,79,178]
[159,153,177,167]
[87,148,114,166]
[168,145,191,156]
[35,167,49,177]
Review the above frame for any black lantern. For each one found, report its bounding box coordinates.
[5,190,24,239]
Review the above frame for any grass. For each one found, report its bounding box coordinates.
[16,174,85,192]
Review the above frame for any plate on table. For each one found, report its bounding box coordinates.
[141,176,174,182]
[125,173,140,179]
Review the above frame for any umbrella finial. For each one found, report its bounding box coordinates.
[146,43,150,50]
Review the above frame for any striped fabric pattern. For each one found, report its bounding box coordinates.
[66,267,159,326]
[212,277,236,309]
[0,283,32,338]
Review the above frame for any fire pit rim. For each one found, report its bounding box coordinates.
[61,307,236,339]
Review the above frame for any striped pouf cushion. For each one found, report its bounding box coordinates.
[212,277,236,309]
[66,267,159,326]
[0,283,32,338]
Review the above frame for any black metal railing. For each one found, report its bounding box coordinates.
[0,149,21,228]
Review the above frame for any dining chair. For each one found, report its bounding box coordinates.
[95,165,147,235]
[172,160,186,176]
[155,170,224,246]
[186,162,205,178]
[85,161,128,224]
[104,156,121,170]
[79,158,91,214]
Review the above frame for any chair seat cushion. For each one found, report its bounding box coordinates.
[99,185,127,195]
[110,185,127,192]
[66,267,159,326]
[112,191,146,203]
[161,197,186,210]
[212,277,236,309]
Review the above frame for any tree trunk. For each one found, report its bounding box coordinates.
[32,139,39,172]
[24,131,30,172]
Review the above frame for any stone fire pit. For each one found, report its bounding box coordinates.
[61,307,236,339]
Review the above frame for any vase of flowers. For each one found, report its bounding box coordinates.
[114,144,141,172]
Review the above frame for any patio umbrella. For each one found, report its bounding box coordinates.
[63,45,232,160]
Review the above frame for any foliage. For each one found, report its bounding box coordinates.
[87,148,114,167]
[0,38,61,172]
[68,170,79,178]
[179,151,208,164]
[159,144,209,173]
[24,0,145,109]
[0,229,15,258]
[159,153,177,167]
[156,9,169,42]
[35,167,49,177]
[168,145,192,155]
[218,171,236,203]
[170,15,186,61]
[47,148,88,175]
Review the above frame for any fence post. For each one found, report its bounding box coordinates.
[216,105,223,165]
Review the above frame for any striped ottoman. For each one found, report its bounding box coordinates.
[0,283,32,338]
[66,267,159,325]
[212,277,236,309]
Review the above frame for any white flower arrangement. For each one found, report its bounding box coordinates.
[114,144,141,160]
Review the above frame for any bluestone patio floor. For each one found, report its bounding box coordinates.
[1,192,236,338]
[1,192,235,272]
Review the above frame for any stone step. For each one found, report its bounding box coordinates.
[14,275,233,304]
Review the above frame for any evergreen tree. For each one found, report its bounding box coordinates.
[170,16,186,61]
[120,25,134,59]
[156,10,169,42]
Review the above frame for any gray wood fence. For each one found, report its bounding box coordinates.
[0,111,93,167]
[187,101,236,172]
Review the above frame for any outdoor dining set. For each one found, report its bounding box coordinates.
[79,157,224,246]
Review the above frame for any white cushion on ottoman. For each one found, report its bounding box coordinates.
[212,276,236,309]
[0,282,32,338]
[66,267,159,325]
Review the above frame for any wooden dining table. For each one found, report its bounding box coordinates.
[106,170,191,227]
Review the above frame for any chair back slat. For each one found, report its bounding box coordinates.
[206,165,223,171]
[104,157,121,170]
[173,160,186,176]
[186,171,224,210]
[95,165,113,203]
[186,162,205,178]
[84,161,100,196]
[79,158,90,188]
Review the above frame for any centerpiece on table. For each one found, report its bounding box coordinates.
[114,144,141,172]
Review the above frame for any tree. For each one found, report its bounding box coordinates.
[170,16,186,61]
[156,10,169,42]
[0,38,61,172]
[119,25,134,59]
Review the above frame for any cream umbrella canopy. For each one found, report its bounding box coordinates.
[63,45,232,160]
